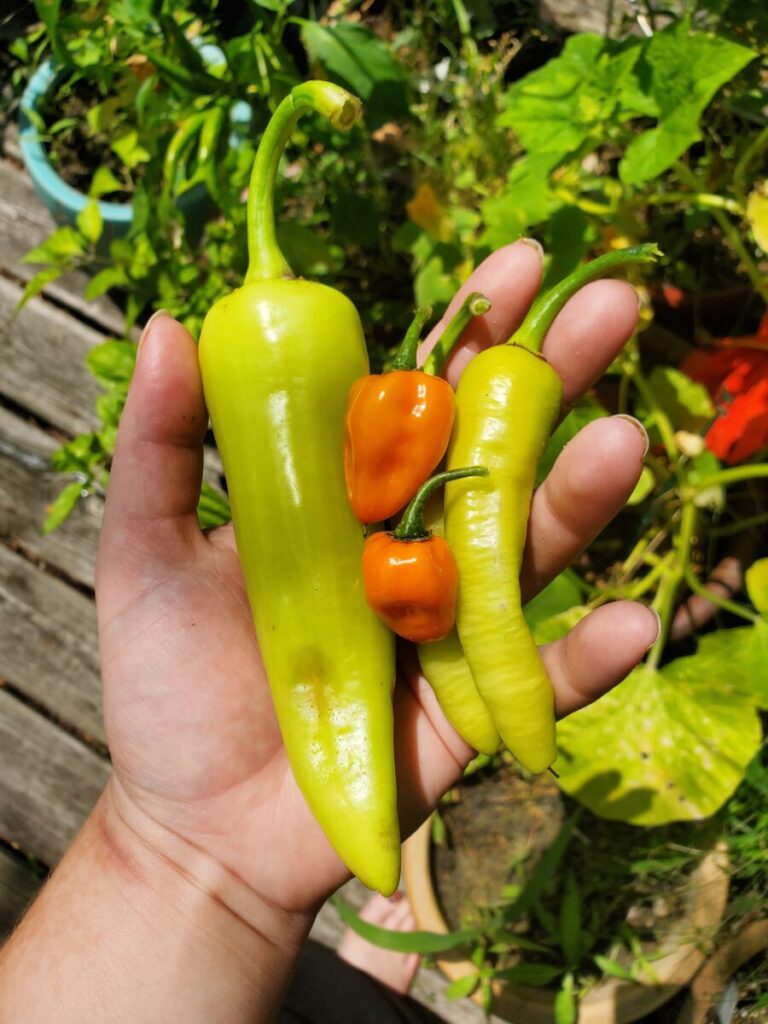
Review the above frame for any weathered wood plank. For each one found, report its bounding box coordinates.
[0,275,103,436]
[0,405,101,588]
[0,688,109,865]
[0,542,103,744]
[0,158,129,337]
[0,845,41,938]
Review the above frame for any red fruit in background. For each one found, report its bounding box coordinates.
[682,312,768,465]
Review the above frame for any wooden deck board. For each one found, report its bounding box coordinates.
[0,846,41,938]
[0,404,101,588]
[0,159,129,337]
[0,688,109,866]
[0,541,103,744]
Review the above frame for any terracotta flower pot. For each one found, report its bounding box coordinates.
[403,816,730,1024]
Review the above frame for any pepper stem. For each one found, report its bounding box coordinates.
[245,81,362,283]
[422,292,491,376]
[512,244,663,354]
[393,467,488,541]
[391,307,432,371]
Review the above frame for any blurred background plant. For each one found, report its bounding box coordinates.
[2,0,767,1014]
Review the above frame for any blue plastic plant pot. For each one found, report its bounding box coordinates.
[18,59,248,254]
[19,61,134,253]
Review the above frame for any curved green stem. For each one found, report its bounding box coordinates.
[393,467,488,541]
[733,124,768,205]
[679,502,759,625]
[674,161,768,303]
[512,244,662,354]
[245,81,361,283]
[630,365,681,466]
[645,191,744,216]
[160,112,207,217]
[391,307,432,371]
[422,292,491,376]
[691,465,768,494]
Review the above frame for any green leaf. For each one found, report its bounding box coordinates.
[331,192,380,249]
[494,963,563,986]
[43,481,83,534]
[16,267,64,309]
[646,366,714,431]
[696,623,768,709]
[509,814,580,919]
[531,606,590,645]
[86,340,137,385]
[87,97,122,136]
[76,199,103,244]
[197,482,231,529]
[536,396,608,485]
[23,226,85,264]
[480,155,561,248]
[626,465,656,506]
[555,650,762,824]
[111,129,150,169]
[445,974,480,1000]
[745,559,768,614]
[619,21,755,185]
[85,267,129,301]
[594,954,635,981]
[330,895,479,954]
[558,871,581,967]
[524,572,583,631]
[554,973,577,1024]
[499,34,641,163]
[90,166,125,198]
[301,21,408,131]
[276,223,340,277]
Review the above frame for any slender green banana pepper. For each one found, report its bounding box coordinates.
[431,246,661,771]
[198,82,399,895]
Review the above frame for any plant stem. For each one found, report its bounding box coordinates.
[630,365,681,466]
[691,465,768,494]
[245,82,361,283]
[733,124,768,205]
[393,467,487,541]
[391,307,432,371]
[648,551,680,670]
[674,161,768,303]
[512,245,662,354]
[645,191,744,216]
[422,292,491,376]
[679,502,759,625]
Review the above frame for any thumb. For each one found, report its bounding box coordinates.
[97,313,208,598]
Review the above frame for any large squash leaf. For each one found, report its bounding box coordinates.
[555,633,763,824]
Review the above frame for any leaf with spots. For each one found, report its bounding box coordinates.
[554,641,762,824]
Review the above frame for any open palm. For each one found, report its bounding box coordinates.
[96,241,657,916]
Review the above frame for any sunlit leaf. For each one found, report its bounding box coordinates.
[746,559,768,614]
[76,199,103,244]
[445,973,480,1000]
[43,481,83,533]
[746,187,768,252]
[555,649,762,824]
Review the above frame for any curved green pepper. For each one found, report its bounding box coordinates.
[198,82,399,894]
[427,246,661,770]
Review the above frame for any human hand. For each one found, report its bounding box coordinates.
[96,240,658,921]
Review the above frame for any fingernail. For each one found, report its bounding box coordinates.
[616,414,649,458]
[520,237,544,260]
[646,607,661,650]
[138,308,170,349]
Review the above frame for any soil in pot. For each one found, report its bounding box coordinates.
[432,761,724,981]
[40,79,143,200]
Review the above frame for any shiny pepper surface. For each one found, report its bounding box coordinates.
[198,83,399,895]
[345,372,455,523]
[362,468,486,643]
[430,246,661,772]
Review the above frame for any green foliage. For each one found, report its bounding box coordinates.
[555,648,763,825]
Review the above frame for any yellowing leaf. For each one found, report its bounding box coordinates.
[746,186,768,253]
[745,558,768,614]
[406,184,451,240]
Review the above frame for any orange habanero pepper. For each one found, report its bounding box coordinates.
[345,293,490,524]
[362,467,488,643]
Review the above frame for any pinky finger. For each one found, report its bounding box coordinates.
[542,602,660,719]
